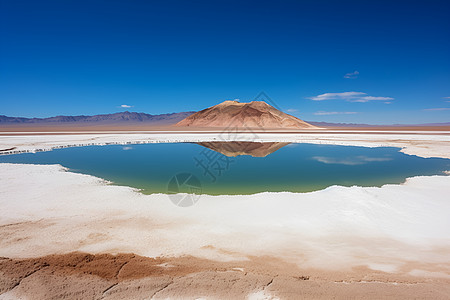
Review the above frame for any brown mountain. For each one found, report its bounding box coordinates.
[175,100,318,129]
[196,141,291,157]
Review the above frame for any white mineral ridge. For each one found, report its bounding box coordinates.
[1,163,449,276]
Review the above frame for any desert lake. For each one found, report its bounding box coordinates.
[1,142,448,195]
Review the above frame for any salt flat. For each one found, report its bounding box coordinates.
[1,163,450,271]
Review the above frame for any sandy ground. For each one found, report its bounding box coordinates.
[0,157,450,299]
[0,131,450,158]
[1,253,450,300]
[1,123,449,132]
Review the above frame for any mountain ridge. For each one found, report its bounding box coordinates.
[175,100,318,129]
[0,111,195,125]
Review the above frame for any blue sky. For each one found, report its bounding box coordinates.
[1,0,449,124]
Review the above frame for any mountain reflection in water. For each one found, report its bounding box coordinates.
[195,141,291,157]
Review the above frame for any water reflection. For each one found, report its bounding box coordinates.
[312,155,392,165]
[195,141,291,157]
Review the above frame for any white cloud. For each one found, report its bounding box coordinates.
[309,92,364,101]
[309,92,393,103]
[120,104,133,108]
[312,156,392,166]
[313,111,358,115]
[122,146,133,150]
[423,108,450,111]
[286,108,298,113]
[344,70,359,79]
[443,97,450,99]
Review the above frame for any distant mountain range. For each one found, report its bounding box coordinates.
[307,121,450,127]
[0,111,195,125]
[0,110,448,128]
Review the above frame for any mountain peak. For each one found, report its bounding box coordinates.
[175,100,317,129]
[220,100,240,104]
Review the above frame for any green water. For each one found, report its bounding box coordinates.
[0,142,448,195]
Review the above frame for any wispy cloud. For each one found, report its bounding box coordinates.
[313,111,358,115]
[310,92,364,101]
[353,96,393,102]
[286,108,298,113]
[309,92,393,103]
[312,156,392,166]
[443,97,450,99]
[120,104,133,108]
[423,108,450,111]
[122,146,133,150]
[344,70,359,79]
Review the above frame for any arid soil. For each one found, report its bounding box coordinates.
[1,122,449,133]
[1,253,449,299]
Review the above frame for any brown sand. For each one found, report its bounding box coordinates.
[1,252,449,299]
[1,123,450,133]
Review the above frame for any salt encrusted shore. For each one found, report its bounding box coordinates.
[0,131,450,158]
[0,162,450,298]
[1,162,450,268]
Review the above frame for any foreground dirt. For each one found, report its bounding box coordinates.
[0,252,449,299]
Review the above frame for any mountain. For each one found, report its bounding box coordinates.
[0,111,195,125]
[305,121,381,128]
[175,100,317,129]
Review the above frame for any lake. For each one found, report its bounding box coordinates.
[0,142,448,195]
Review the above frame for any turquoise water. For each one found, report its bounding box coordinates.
[0,142,448,195]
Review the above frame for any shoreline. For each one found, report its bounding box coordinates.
[1,163,449,265]
[1,162,449,298]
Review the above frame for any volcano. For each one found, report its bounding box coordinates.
[175,100,317,129]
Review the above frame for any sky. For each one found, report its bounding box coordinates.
[1,0,449,124]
